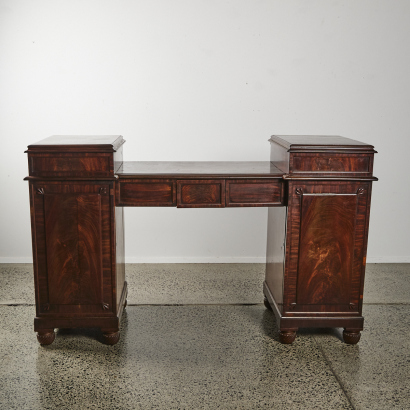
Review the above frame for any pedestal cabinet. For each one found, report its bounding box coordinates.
[264,136,377,344]
[25,136,126,345]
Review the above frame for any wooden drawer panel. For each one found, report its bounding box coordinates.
[117,179,176,206]
[291,154,371,174]
[226,179,284,207]
[177,180,225,208]
[29,153,113,177]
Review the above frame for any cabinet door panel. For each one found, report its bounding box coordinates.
[45,194,82,305]
[77,195,103,304]
[32,183,112,314]
[45,194,103,305]
[284,182,371,315]
[297,194,356,305]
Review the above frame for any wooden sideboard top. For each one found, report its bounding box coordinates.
[24,135,377,179]
[26,135,125,152]
[270,135,376,152]
[116,161,284,178]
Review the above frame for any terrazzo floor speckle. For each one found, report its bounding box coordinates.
[0,263,409,409]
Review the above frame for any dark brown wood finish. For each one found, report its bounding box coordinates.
[26,135,124,178]
[177,179,225,208]
[32,182,110,312]
[292,154,371,174]
[264,135,376,344]
[226,179,284,207]
[116,163,284,208]
[297,193,356,306]
[117,179,176,207]
[116,176,285,208]
[117,161,283,178]
[26,136,127,345]
[269,135,375,177]
[26,134,376,346]
[286,181,371,314]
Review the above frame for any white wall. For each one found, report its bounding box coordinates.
[1,0,409,263]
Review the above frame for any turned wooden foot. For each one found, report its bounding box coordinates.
[102,330,120,345]
[263,296,272,311]
[279,330,297,344]
[343,329,361,344]
[37,330,55,345]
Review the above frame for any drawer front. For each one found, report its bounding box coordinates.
[177,180,225,208]
[29,153,113,177]
[291,154,372,175]
[117,179,176,206]
[226,179,284,207]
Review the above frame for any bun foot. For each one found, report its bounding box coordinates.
[263,296,272,311]
[37,330,55,345]
[279,330,297,344]
[102,330,120,345]
[343,329,361,344]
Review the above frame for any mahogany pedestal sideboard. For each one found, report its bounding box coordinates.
[25,135,377,345]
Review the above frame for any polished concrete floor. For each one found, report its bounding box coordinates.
[0,263,409,409]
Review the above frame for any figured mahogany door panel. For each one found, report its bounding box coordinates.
[296,194,356,305]
[284,182,372,315]
[117,179,176,206]
[177,180,225,208]
[226,179,284,207]
[44,194,103,305]
[44,194,83,305]
[77,195,104,304]
[32,183,113,315]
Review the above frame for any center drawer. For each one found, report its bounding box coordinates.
[177,180,225,208]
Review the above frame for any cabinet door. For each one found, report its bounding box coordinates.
[284,181,372,315]
[30,182,114,316]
